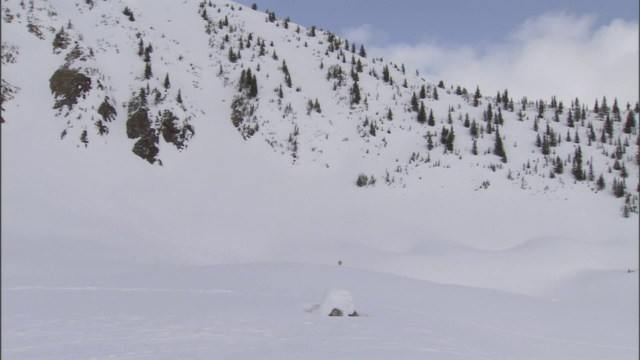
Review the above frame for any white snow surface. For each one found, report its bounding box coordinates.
[1,0,639,358]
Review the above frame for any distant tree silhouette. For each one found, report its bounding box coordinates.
[494,126,507,163]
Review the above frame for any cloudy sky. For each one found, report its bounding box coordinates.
[236,0,639,107]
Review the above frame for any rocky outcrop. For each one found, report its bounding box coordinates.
[49,67,91,110]
[160,110,194,150]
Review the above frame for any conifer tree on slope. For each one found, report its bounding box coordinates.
[494,126,507,163]
[417,102,427,124]
[572,146,585,181]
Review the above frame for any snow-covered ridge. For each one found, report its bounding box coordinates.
[2,0,637,212]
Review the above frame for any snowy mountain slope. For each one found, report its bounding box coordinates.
[1,1,639,358]
[2,0,638,197]
[2,0,638,283]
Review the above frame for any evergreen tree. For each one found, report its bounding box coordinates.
[440,126,449,145]
[596,174,606,190]
[620,163,628,178]
[537,101,545,118]
[228,47,237,62]
[259,41,266,56]
[144,62,152,79]
[550,95,557,109]
[163,73,171,89]
[600,96,609,116]
[496,108,503,125]
[463,113,470,128]
[248,72,258,98]
[307,99,314,115]
[567,110,574,127]
[470,120,479,138]
[604,113,613,137]
[138,87,147,107]
[445,126,455,152]
[350,82,361,104]
[52,27,71,52]
[541,134,550,155]
[471,139,478,155]
[417,102,427,123]
[426,132,434,150]
[382,65,390,83]
[554,156,564,174]
[502,89,510,110]
[359,44,367,58]
[613,159,622,170]
[613,178,626,197]
[572,146,585,181]
[433,87,438,100]
[427,109,435,126]
[350,67,359,81]
[623,111,636,134]
[387,108,393,120]
[176,89,182,104]
[612,98,621,122]
[80,129,89,146]
[419,85,427,99]
[486,103,493,123]
[494,127,507,162]
[588,122,596,142]
[473,86,481,107]
[144,44,153,62]
[410,92,419,112]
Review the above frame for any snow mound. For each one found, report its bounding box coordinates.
[304,288,358,316]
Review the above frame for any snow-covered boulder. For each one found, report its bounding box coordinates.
[304,288,359,316]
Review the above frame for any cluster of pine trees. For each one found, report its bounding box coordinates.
[197,0,638,218]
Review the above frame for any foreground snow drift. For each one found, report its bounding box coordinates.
[2,261,637,360]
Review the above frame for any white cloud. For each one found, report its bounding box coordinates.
[369,12,639,106]
[341,24,389,47]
